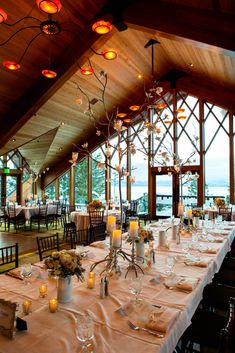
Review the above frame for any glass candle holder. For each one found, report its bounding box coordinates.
[22,300,32,315]
[39,284,47,298]
[87,277,95,289]
[112,229,122,248]
[49,298,58,313]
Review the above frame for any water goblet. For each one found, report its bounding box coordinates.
[165,255,175,275]
[20,263,32,285]
[129,276,143,304]
[76,313,94,353]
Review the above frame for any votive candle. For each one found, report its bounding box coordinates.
[87,277,95,289]
[112,229,122,248]
[186,209,192,218]
[88,272,95,279]
[49,298,58,313]
[22,300,32,315]
[39,284,47,298]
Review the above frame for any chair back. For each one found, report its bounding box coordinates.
[36,233,59,261]
[56,204,62,216]
[70,228,90,248]
[219,207,232,221]
[130,200,138,214]
[7,205,16,218]
[0,243,18,273]
[39,205,48,217]
[90,223,106,242]
[89,210,104,227]
[218,297,235,353]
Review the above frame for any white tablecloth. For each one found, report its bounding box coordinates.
[0,224,234,353]
[70,210,121,230]
[13,205,58,220]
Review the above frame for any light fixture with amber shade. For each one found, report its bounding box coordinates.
[117,113,127,118]
[42,69,57,78]
[0,8,7,23]
[36,0,62,14]
[0,0,69,74]
[3,61,20,71]
[91,47,117,60]
[92,20,112,34]
[80,66,94,76]
[129,105,140,111]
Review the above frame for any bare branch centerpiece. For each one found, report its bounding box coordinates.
[44,250,85,303]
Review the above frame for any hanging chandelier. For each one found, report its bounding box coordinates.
[0,0,64,76]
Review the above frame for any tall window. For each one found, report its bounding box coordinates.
[91,147,105,201]
[130,121,148,212]
[22,170,33,202]
[74,158,88,206]
[59,171,70,203]
[204,102,229,204]
[45,183,55,200]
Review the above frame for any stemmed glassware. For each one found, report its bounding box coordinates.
[165,255,175,275]
[20,263,32,285]
[76,313,94,353]
[129,276,143,304]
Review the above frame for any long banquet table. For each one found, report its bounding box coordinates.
[0,222,235,353]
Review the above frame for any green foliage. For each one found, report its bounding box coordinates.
[45,183,55,200]
[59,171,70,202]
[75,158,88,204]
[91,151,105,201]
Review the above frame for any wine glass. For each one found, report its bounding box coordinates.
[129,276,143,304]
[165,255,175,275]
[20,263,32,285]
[76,313,94,353]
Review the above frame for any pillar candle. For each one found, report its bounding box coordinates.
[129,220,139,238]
[106,215,116,233]
[49,298,58,313]
[178,203,184,216]
[112,229,122,248]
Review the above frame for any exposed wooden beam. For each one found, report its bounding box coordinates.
[0,26,113,148]
[123,1,235,56]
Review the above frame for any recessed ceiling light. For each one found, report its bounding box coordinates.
[189,63,194,67]
[60,121,65,126]
[12,138,16,142]
[137,74,142,79]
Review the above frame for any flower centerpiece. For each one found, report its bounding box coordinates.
[88,199,103,210]
[214,198,226,208]
[192,208,203,218]
[44,250,85,303]
[136,227,154,244]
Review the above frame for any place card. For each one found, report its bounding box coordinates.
[0,299,17,339]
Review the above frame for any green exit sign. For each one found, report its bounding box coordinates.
[3,167,10,174]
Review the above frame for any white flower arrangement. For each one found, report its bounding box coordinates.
[44,250,85,280]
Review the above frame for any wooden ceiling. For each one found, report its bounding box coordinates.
[0,0,235,185]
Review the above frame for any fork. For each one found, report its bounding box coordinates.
[127,320,164,338]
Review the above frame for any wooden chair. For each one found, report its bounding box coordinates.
[90,223,106,242]
[70,228,90,248]
[36,233,60,261]
[0,243,19,273]
[180,297,235,353]
[89,210,104,226]
[30,205,48,232]
[89,210,106,242]
[48,204,63,229]
[219,207,232,221]
[7,205,26,233]
[63,206,76,243]
[0,205,8,231]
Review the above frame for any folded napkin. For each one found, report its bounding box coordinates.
[165,274,198,292]
[199,235,223,243]
[175,278,198,292]
[89,241,108,249]
[200,247,217,254]
[146,307,180,333]
[6,268,23,280]
[184,259,210,267]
